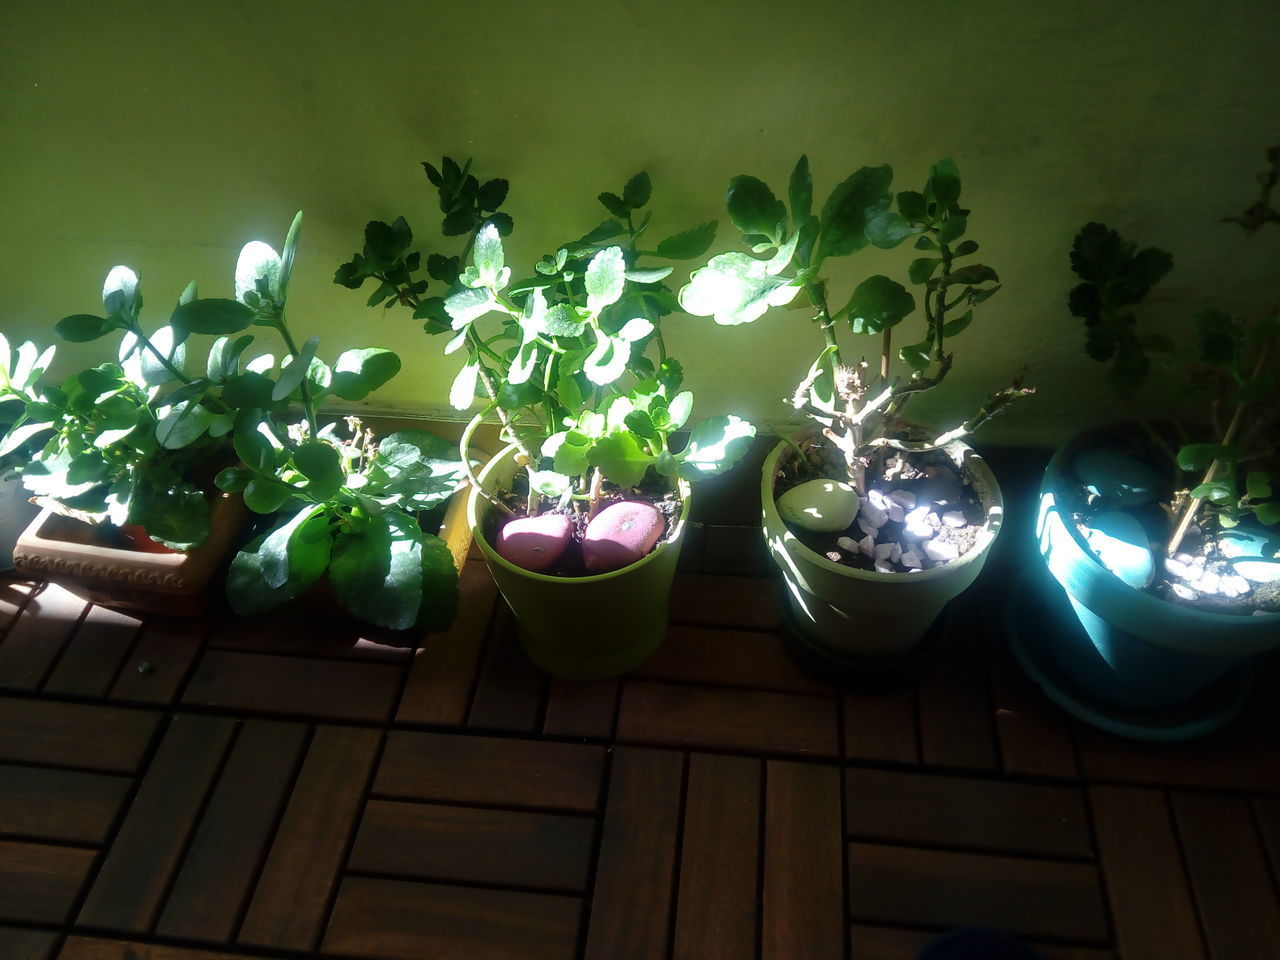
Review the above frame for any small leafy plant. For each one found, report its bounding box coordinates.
[679,156,1032,493]
[0,214,466,629]
[337,160,755,561]
[1068,147,1280,550]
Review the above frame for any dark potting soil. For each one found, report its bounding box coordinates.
[483,473,683,578]
[773,437,986,574]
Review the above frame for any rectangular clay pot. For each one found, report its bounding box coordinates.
[12,493,248,616]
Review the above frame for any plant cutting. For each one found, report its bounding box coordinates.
[338,160,755,677]
[1024,147,1280,726]
[1,214,466,628]
[680,156,1032,665]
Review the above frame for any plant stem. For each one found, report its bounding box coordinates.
[275,318,320,439]
[460,409,515,518]
[880,327,892,383]
[588,467,603,518]
[132,326,232,416]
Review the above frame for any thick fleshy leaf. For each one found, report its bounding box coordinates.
[846,276,916,334]
[818,165,893,260]
[677,415,756,480]
[583,335,629,386]
[102,265,140,317]
[171,298,256,336]
[789,156,813,227]
[585,247,627,314]
[727,175,786,241]
[330,348,401,401]
[928,158,961,210]
[472,223,506,287]
[678,252,799,325]
[235,241,282,303]
[655,221,717,260]
[242,477,294,514]
[206,334,255,381]
[444,287,496,329]
[623,171,652,209]
[589,430,655,488]
[56,314,119,343]
[449,361,480,411]
[293,440,344,500]
[155,400,216,449]
[272,335,320,401]
[258,504,330,590]
[329,512,421,630]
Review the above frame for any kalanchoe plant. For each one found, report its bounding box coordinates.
[337,160,753,564]
[1,213,466,629]
[1068,147,1280,553]
[679,156,1033,494]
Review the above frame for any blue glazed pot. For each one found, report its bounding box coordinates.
[1035,429,1280,710]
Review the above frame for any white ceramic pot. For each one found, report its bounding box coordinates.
[761,436,1003,660]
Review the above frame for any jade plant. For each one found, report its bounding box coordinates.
[1068,147,1280,557]
[0,213,465,629]
[338,160,755,573]
[679,156,1032,495]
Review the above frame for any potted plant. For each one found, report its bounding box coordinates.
[338,160,754,678]
[679,156,1033,671]
[1024,147,1280,730]
[1,214,468,628]
[0,425,42,569]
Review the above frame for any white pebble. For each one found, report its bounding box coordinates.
[923,538,960,563]
[941,510,966,528]
[858,516,883,537]
[1171,583,1197,601]
[890,542,902,563]
[859,535,875,557]
[900,550,923,569]
[886,502,906,524]
[836,536,859,554]
[1219,574,1251,597]
[1164,557,1191,580]
[1175,553,1194,566]
[874,541,896,560]
[889,489,916,510]
[1194,570,1220,594]
[874,559,894,574]
[867,489,892,511]
[859,499,888,529]
[904,506,933,540]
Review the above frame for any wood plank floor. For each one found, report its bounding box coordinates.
[1,472,1277,959]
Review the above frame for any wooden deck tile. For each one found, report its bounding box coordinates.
[701,524,773,577]
[542,677,619,739]
[467,604,548,733]
[1079,726,1280,793]
[848,842,1107,942]
[849,925,1117,960]
[987,629,1078,779]
[208,608,415,662]
[0,840,95,924]
[633,624,832,695]
[1254,795,1280,884]
[0,764,130,844]
[182,648,402,722]
[763,760,844,960]
[108,616,206,704]
[238,725,379,953]
[0,582,88,690]
[842,689,919,764]
[1089,785,1204,960]
[585,747,684,960]
[0,578,37,634]
[78,714,237,933]
[670,573,782,631]
[0,698,158,773]
[324,876,581,960]
[617,681,839,757]
[673,753,761,960]
[845,767,1093,858]
[350,799,595,892]
[60,940,275,960]
[0,926,58,960]
[41,605,143,698]
[916,629,998,770]
[1172,791,1280,960]
[375,731,604,813]
[396,559,496,726]
[156,720,309,943]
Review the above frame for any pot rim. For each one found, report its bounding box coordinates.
[1041,423,1280,628]
[467,443,692,584]
[761,433,1004,583]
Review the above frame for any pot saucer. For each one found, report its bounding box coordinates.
[1005,569,1253,742]
[779,587,954,690]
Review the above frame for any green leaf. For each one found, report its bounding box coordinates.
[677,415,756,480]
[529,469,573,498]
[215,467,253,492]
[942,309,974,337]
[908,257,942,285]
[258,504,330,591]
[1246,471,1273,500]
[589,431,655,488]
[938,215,967,243]
[477,178,509,211]
[584,336,629,386]
[206,334,255,381]
[914,235,937,251]
[222,371,274,409]
[657,358,684,395]
[293,440,344,500]
[449,361,480,411]
[226,513,330,616]
[243,477,294,514]
[233,413,275,473]
[330,348,401,401]
[818,165,893,261]
[727,175,787,242]
[155,400,216,449]
[899,339,932,371]
[617,317,654,342]
[1190,481,1234,504]
[655,221,717,260]
[0,421,54,458]
[953,239,979,256]
[271,335,319,401]
[928,157,961,210]
[788,156,812,227]
[101,265,140,317]
[1254,501,1280,525]
[667,390,693,430]
[949,264,999,285]
[171,298,256,336]
[897,191,927,222]
[329,511,424,630]
[1194,310,1240,366]
[624,409,658,440]
[845,275,916,334]
[56,314,119,342]
[444,287,496,329]
[623,171,652,209]
[277,212,302,300]
[585,247,627,314]
[624,267,673,284]
[472,222,506,287]
[1178,443,1234,472]
[598,191,630,219]
[866,211,916,250]
[127,474,210,550]
[679,251,799,325]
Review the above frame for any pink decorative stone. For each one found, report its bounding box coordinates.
[495,513,574,573]
[583,501,665,574]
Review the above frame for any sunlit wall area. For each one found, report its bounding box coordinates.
[2,0,1276,445]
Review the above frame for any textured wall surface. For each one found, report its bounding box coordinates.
[2,0,1277,445]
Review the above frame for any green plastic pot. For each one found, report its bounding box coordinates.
[762,436,1003,661]
[468,444,692,680]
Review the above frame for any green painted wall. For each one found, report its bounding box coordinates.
[3,0,1277,445]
